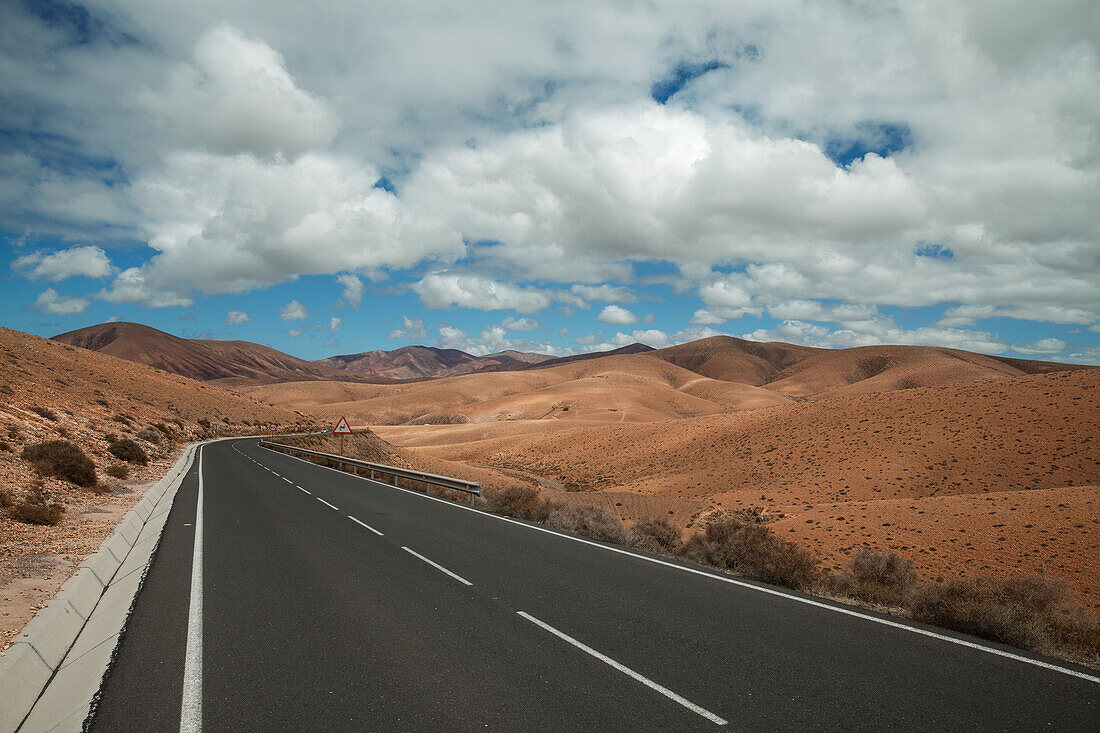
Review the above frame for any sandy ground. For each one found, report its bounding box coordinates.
[374,368,1100,611]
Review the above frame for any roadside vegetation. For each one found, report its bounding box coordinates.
[476,484,1100,665]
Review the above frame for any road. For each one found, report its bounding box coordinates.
[90,438,1099,731]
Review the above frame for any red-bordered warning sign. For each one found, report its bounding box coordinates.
[333,416,353,435]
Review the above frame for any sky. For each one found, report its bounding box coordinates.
[2,0,1098,363]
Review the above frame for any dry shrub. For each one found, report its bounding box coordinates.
[136,427,163,444]
[629,515,683,553]
[9,483,65,525]
[22,440,97,487]
[545,504,629,545]
[0,487,13,509]
[105,464,130,479]
[480,485,552,522]
[680,518,821,591]
[0,439,12,452]
[29,406,58,421]
[909,574,1099,653]
[109,438,148,465]
[833,548,918,607]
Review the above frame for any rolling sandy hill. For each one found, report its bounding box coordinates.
[317,345,551,380]
[652,336,820,385]
[372,368,1100,609]
[243,351,794,426]
[52,322,365,385]
[0,326,306,650]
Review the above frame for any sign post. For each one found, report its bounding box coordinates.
[333,416,353,457]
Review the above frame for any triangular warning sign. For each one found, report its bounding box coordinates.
[333,416,353,435]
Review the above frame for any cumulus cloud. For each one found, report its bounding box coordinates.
[598,305,638,324]
[570,284,638,305]
[226,309,250,326]
[98,268,193,307]
[390,316,428,339]
[337,274,364,307]
[502,316,538,331]
[1011,338,1067,356]
[413,273,552,313]
[286,328,303,337]
[744,319,1009,354]
[13,245,114,281]
[280,300,308,321]
[30,288,90,315]
[137,24,338,159]
[329,316,342,332]
[434,323,568,357]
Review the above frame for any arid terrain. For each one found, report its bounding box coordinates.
[7,324,1098,650]
[0,327,305,650]
[239,337,1099,613]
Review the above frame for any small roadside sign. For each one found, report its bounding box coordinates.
[333,416,352,457]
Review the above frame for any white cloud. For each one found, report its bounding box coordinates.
[225,310,250,326]
[597,305,637,324]
[13,245,114,281]
[323,339,339,348]
[1011,338,1067,356]
[744,319,1009,354]
[337,274,364,307]
[390,316,428,339]
[137,24,338,159]
[502,316,539,331]
[413,273,552,313]
[280,300,308,321]
[570,284,638,305]
[286,328,303,337]
[98,267,193,307]
[329,316,342,332]
[689,309,726,326]
[30,288,90,315]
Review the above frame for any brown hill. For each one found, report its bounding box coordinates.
[652,336,819,385]
[0,326,307,651]
[52,322,364,385]
[373,368,1100,610]
[317,345,551,380]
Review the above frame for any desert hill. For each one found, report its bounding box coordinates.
[652,336,819,384]
[317,345,551,380]
[372,368,1100,610]
[52,322,366,385]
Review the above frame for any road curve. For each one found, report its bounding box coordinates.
[89,438,1099,731]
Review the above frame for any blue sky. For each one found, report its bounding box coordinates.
[2,1,1098,363]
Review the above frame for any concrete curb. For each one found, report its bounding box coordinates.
[0,443,201,733]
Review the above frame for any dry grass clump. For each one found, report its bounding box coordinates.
[136,427,164,444]
[909,574,1099,654]
[29,406,59,421]
[108,438,148,465]
[681,518,822,591]
[105,464,131,479]
[545,504,629,545]
[7,483,65,526]
[22,440,97,488]
[833,548,918,607]
[629,515,683,553]
[480,485,552,522]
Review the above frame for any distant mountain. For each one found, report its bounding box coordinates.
[316,345,553,380]
[51,322,368,385]
[522,342,655,371]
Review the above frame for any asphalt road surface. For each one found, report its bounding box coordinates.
[89,438,1099,731]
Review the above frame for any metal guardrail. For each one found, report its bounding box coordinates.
[259,439,481,505]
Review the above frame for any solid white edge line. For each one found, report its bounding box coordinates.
[517,611,727,726]
[348,515,384,536]
[401,546,473,586]
[180,445,203,732]
[298,487,312,495]
[317,497,340,511]
[268,443,1100,684]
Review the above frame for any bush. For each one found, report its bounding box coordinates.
[29,406,58,421]
[833,549,918,607]
[480,485,552,522]
[153,422,174,437]
[0,487,13,509]
[679,518,822,591]
[0,439,12,452]
[105,464,130,479]
[136,427,163,444]
[108,438,148,465]
[629,515,683,553]
[908,574,1099,653]
[545,504,629,545]
[9,484,65,525]
[22,440,97,487]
